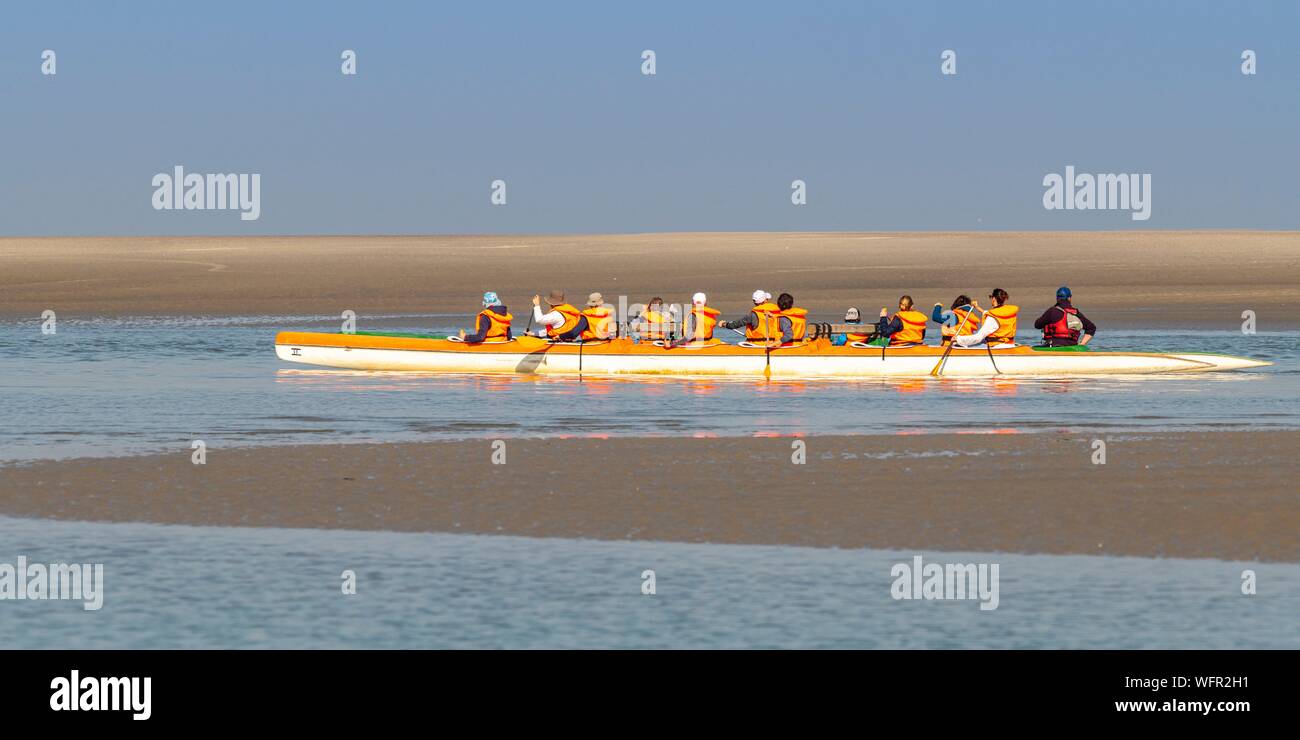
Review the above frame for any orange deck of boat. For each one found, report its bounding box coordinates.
[273,331,1045,358]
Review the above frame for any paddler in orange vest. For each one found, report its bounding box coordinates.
[458,291,513,343]
[930,295,978,345]
[531,290,588,342]
[875,295,928,346]
[718,290,781,344]
[580,292,615,340]
[841,307,874,345]
[775,293,808,346]
[636,297,674,341]
[666,292,720,348]
[953,288,1019,347]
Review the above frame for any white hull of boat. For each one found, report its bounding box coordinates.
[273,338,1268,378]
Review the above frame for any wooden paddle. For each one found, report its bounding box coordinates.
[762,313,775,380]
[928,305,980,377]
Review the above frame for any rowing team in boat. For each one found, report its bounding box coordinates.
[458,287,1097,349]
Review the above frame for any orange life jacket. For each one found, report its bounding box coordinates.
[779,307,808,344]
[950,307,979,336]
[846,329,873,343]
[890,310,928,345]
[580,306,614,340]
[640,309,672,340]
[986,304,1019,344]
[744,302,781,342]
[545,304,582,339]
[689,305,720,341]
[474,308,512,341]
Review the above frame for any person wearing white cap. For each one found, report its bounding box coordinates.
[669,292,721,347]
[459,291,512,343]
[718,290,781,343]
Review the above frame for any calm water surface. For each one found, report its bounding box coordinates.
[1,314,1295,462]
[2,316,1295,648]
[1,516,1294,649]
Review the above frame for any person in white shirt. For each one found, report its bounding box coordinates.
[953,288,1019,347]
[530,291,587,341]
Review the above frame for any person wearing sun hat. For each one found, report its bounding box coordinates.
[459,291,512,343]
[580,292,614,340]
[531,290,588,341]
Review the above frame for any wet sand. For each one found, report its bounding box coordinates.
[2,431,1296,561]
[2,232,1297,327]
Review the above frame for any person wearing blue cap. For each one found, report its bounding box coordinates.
[459,291,513,343]
[1033,286,1096,346]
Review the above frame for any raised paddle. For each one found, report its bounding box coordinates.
[928,304,980,377]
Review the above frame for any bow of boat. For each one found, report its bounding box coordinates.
[1162,353,1272,372]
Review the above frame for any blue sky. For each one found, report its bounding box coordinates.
[2,0,1297,234]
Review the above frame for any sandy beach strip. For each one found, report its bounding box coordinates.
[2,232,1297,327]
[2,430,1296,562]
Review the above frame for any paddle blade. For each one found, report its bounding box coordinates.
[929,346,952,376]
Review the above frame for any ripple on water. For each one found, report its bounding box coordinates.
[0,322,1297,462]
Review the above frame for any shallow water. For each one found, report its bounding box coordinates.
[0,516,1293,649]
[1,314,1295,462]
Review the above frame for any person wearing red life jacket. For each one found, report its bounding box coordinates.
[1033,286,1096,347]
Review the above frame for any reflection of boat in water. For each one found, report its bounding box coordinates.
[274,331,1270,378]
